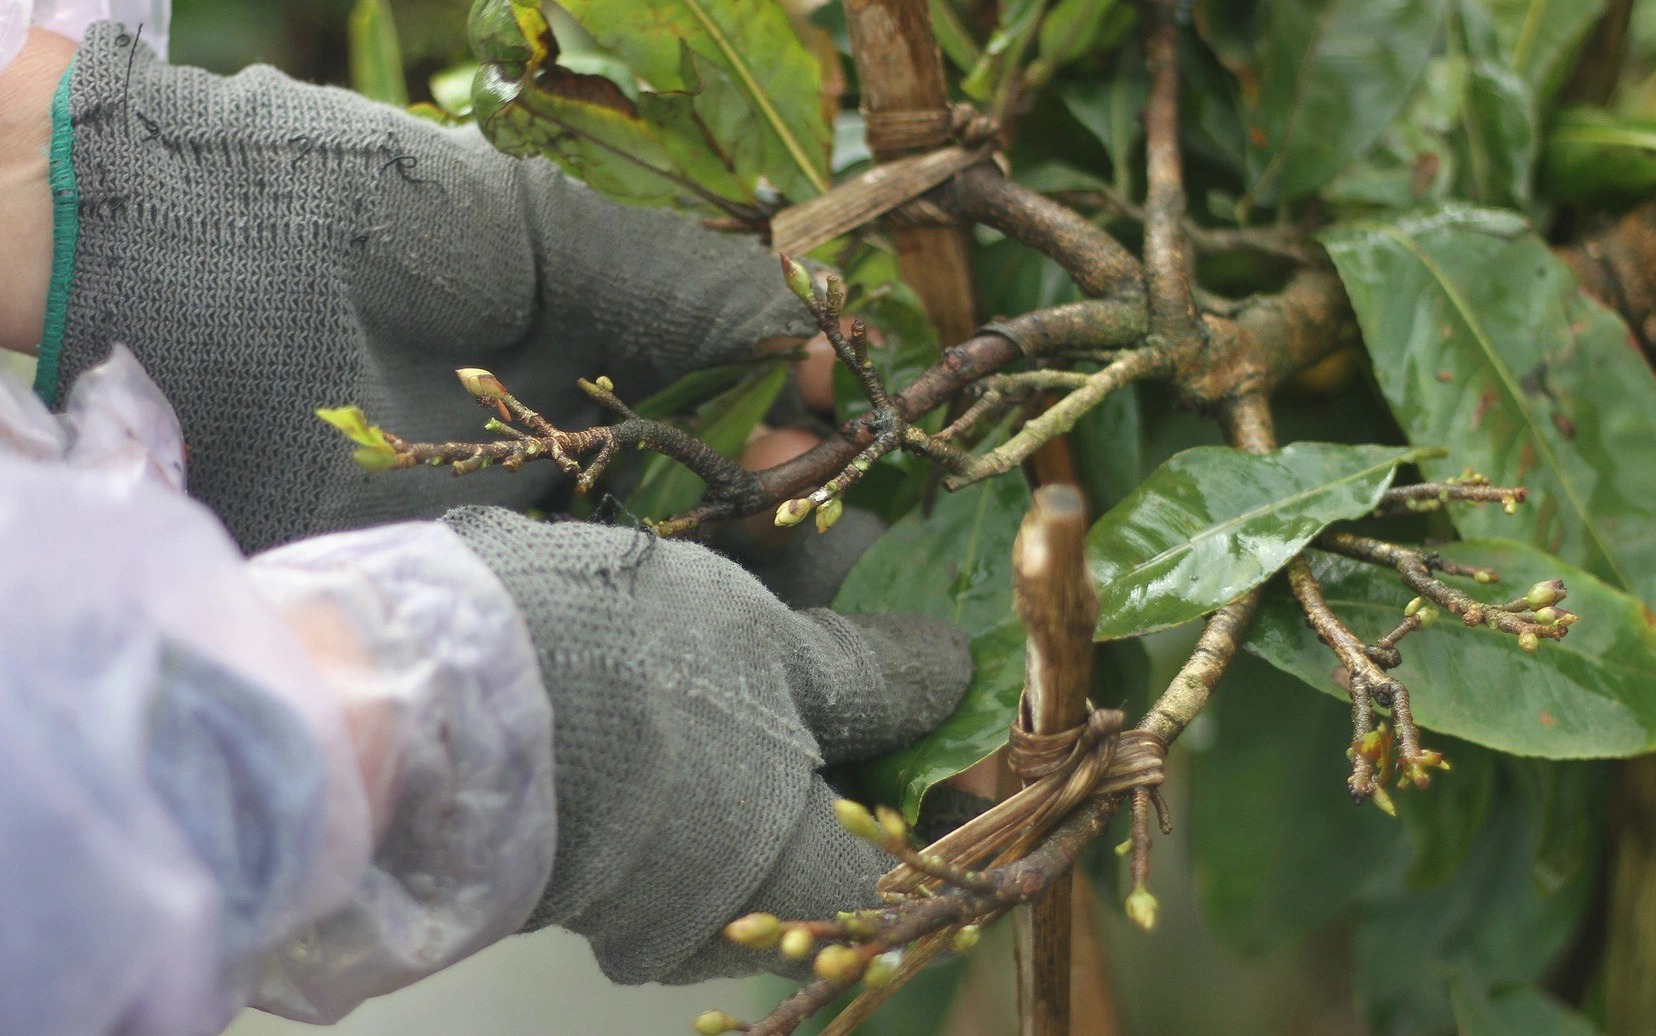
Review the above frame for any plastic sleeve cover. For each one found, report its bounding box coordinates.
[0,347,555,1032]
[246,522,555,1023]
[1,0,170,73]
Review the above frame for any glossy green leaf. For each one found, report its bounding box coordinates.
[1452,981,1604,1036]
[1452,2,1538,208]
[838,474,1032,820]
[1323,209,1656,602]
[1086,442,1434,641]
[1035,0,1129,79]
[1191,654,1408,955]
[1321,3,1538,212]
[348,0,408,106]
[1543,107,1656,208]
[623,364,787,520]
[1472,0,1606,103]
[1244,0,1445,203]
[1356,764,1602,1035]
[1248,541,1656,758]
[556,0,830,201]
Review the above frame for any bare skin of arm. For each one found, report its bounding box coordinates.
[0,28,76,356]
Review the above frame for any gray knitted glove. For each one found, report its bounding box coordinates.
[45,25,814,551]
[439,506,973,984]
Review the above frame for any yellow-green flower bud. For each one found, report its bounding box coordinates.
[874,805,907,841]
[1125,888,1159,931]
[723,912,781,950]
[1533,606,1558,625]
[1518,631,1540,653]
[1474,570,1494,584]
[1555,609,1578,627]
[833,799,886,843]
[951,925,981,952]
[780,254,815,306]
[774,497,815,527]
[1417,605,1440,627]
[692,1009,745,1035]
[595,375,614,393]
[815,496,844,533]
[780,926,814,960]
[1404,596,1424,617]
[1525,580,1565,608]
[813,944,865,984]
[864,950,901,988]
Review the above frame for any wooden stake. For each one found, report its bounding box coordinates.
[843,0,980,348]
[1010,484,1098,1036]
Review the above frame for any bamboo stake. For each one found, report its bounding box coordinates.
[843,0,980,348]
[1010,484,1098,1036]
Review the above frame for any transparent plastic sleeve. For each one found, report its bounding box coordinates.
[0,348,555,1032]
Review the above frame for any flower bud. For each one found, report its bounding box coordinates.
[1555,609,1578,627]
[815,496,844,533]
[813,944,865,983]
[723,912,781,950]
[1474,570,1494,584]
[774,497,815,527]
[1518,631,1540,653]
[595,375,614,393]
[455,367,506,398]
[693,1009,745,1035]
[833,799,886,843]
[780,926,814,960]
[1525,580,1566,608]
[951,925,981,952]
[1533,606,1558,625]
[874,805,908,841]
[1125,888,1159,931]
[780,254,815,306]
[864,950,902,988]
[1417,605,1440,627]
[1404,596,1424,617]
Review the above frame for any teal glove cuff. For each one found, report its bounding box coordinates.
[32,54,77,403]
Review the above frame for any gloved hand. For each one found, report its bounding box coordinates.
[42,24,815,551]
[440,505,974,984]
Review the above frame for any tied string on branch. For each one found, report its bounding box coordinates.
[769,104,1002,255]
[878,697,1169,899]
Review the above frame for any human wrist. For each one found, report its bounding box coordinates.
[0,28,75,355]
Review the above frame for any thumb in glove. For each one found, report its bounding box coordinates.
[438,505,972,984]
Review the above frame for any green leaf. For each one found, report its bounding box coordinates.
[962,0,1048,102]
[1036,0,1126,78]
[1543,107,1656,208]
[1470,0,1606,104]
[838,474,1032,820]
[1190,654,1409,956]
[623,364,787,520]
[555,0,830,201]
[1247,541,1656,758]
[348,0,408,106]
[1394,737,1499,888]
[1060,61,1149,198]
[1356,767,1601,1035]
[1323,208,1656,602]
[316,405,398,471]
[1452,2,1538,208]
[1244,0,1445,204]
[1086,442,1435,641]
[429,61,480,117]
[1452,981,1604,1036]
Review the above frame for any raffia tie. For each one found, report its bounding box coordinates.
[863,103,1001,153]
[877,699,1168,897]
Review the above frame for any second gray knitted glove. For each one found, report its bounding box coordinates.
[439,505,973,984]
